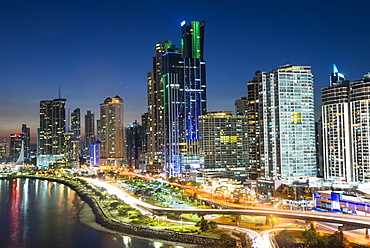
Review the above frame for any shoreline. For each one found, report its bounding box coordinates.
[2,175,235,248]
[77,202,201,248]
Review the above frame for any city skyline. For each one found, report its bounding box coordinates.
[1,0,370,143]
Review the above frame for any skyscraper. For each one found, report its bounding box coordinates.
[125,121,143,171]
[21,124,31,163]
[71,108,81,141]
[322,65,352,181]
[247,65,316,180]
[38,97,68,167]
[99,95,124,166]
[10,133,23,163]
[350,73,370,182]
[84,110,95,157]
[146,20,206,178]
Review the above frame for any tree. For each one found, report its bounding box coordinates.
[329,231,351,248]
[302,228,319,247]
[208,221,218,230]
[195,216,210,232]
[317,235,330,248]
[275,230,295,248]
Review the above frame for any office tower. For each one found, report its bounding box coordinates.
[21,124,31,162]
[322,65,352,181]
[38,97,68,167]
[99,95,124,166]
[51,97,68,155]
[84,110,95,156]
[10,133,23,163]
[71,108,81,141]
[235,97,248,116]
[125,121,143,170]
[147,20,206,178]
[247,65,316,180]
[39,100,53,156]
[350,73,370,182]
[64,132,80,168]
[198,111,248,179]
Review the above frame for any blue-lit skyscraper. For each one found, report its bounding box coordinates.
[147,20,206,178]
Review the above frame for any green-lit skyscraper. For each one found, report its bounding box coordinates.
[147,20,206,178]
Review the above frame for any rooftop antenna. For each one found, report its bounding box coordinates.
[59,86,61,98]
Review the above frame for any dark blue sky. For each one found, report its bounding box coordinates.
[1,0,370,142]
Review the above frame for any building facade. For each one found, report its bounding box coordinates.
[247,65,316,180]
[198,111,248,179]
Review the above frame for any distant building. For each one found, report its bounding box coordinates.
[90,141,100,167]
[84,110,95,157]
[99,95,125,166]
[247,65,316,180]
[315,118,324,177]
[71,108,81,141]
[125,121,143,171]
[21,124,31,163]
[10,133,23,163]
[0,141,9,162]
[235,97,248,116]
[198,111,248,180]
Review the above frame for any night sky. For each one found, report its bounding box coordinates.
[1,0,370,143]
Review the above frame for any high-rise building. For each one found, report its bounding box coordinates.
[235,97,248,116]
[39,100,53,156]
[51,98,68,156]
[10,133,23,163]
[350,73,370,182]
[247,65,316,180]
[125,121,143,171]
[0,141,9,162]
[99,95,124,166]
[322,65,352,181]
[21,124,31,163]
[198,111,248,179]
[146,20,206,178]
[84,110,95,156]
[38,97,68,167]
[315,118,324,178]
[71,108,81,141]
